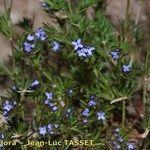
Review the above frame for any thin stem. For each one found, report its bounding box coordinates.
[122,100,126,126]
[9,38,16,73]
[143,77,147,117]
[67,0,73,14]
[125,0,130,34]
[125,0,130,23]
[143,50,150,117]
[144,50,150,75]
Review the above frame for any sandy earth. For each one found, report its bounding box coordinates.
[0,0,57,64]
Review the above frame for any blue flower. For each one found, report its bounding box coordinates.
[84,46,95,57]
[113,141,121,150]
[110,49,120,60]
[47,124,53,131]
[114,128,120,133]
[0,133,4,148]
[23,42,35,52]
[82,108,90,117]
[2,111,8,116]
[2,100,17,116]
[76,46,95,58]
[38,126,47,136]
[45,92,53,100]
[122,64,131,73]
[127,143,135,150]
[35,28,46,41]
[44,99,49,105]
[52,41,60,52]
[88,100,96,107]
[48,102,54,107]
[47,123,59,134]
[52,105,58,111]
[41,2,49,10]
[67,88,73,95]
[76,48,87,57]
[83,119,88,124]
[117,136,123,143]
[29,80,40,90]
[0,133,4,140]
[72,39,83,50]
[90,95,96,100]
[3,102,13,112]
[26,34,35,41]
[97,111,106,121]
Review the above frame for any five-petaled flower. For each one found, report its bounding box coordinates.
[23,42,35,53]
[110,48,120,60]
[35,28,46,41]
[88,100,96,107]
[72,39,95,58]
[97,111,106,121]
[122,64,131,73]
[72,39,83,50]
[52,41,61,52]
[38,126,47,136]
[45,92,53,100]
[127,143,135,150]
[26,34,35,41]
[82,108,90,117]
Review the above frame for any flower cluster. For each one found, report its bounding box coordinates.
[72,39,95,58]
[109,48,132,73]
[82,108,89,124]
[23,34,35,53]
[38,123,59,136]
[112,128,135,150]
[23,28,46,52]
[82,95,106,124]
[44,92,58,111]
[110,48,120,60]
[2,100,17,116]
[28,80,40,90]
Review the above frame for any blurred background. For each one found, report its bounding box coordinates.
[0,0,150,63]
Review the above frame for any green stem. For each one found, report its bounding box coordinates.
[143,50,150,117]
[125,0,130,34]
[67,0,73,14]
[9,38,15,73]
[122,100,126,126]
